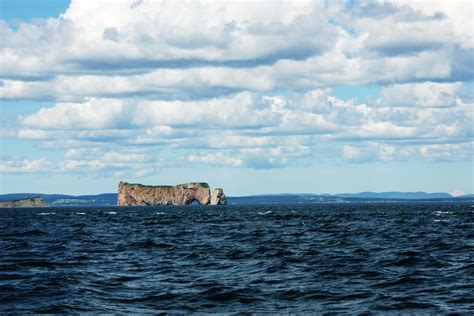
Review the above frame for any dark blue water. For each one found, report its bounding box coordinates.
[0,204,473,313]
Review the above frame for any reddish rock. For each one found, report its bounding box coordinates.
[118,181,211,206]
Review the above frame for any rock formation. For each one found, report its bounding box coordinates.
[118,181,219,206]
[210,188,227,205]
[0,197,47,208]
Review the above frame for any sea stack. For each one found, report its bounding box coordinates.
[118,181,227,206]
[210,188,227,205]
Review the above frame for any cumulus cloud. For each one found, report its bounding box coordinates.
[0,0,333,77]
[188,152,243,167]
[1,0,473,175]
[19,89,470,141]
[392,0,473,49]
[20,98,128,129]
[0,0,471,95]
[378,82,463,107]
[0,147,161,176]
[343,145,373,163]
[10,87,471,172]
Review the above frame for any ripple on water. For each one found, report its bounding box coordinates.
[0,204,472,313]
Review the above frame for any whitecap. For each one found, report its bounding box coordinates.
[156,212,165,215]
[38,212,56,215]
[76,212,86,215]
[258,211,272,215]
[106,211,117,215]
[434,211,453,216]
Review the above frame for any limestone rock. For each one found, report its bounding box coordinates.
[0,197,47,208]
[210,188,227,205]
[118,181,211,206]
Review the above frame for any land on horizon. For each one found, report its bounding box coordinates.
[0,0,472,200]
[1,191,472,207]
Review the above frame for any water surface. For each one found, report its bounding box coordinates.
[0,204,473,313]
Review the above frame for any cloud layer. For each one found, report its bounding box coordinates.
[1,0,473,176]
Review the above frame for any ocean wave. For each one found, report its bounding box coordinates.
[0,203,472,313]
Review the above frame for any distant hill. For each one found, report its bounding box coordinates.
[0,191,471,206]
[228,192,470,205]
[228,195,345,205]
[334,192,452,200]
[457,194,474,198]
[0,193,117,206]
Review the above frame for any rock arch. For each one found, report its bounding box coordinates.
[118,182,212,206]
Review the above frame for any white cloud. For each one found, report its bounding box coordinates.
[343,145,374,163]
[1,0,472,173]
[0,147,162,176]
[0,67,275,101]
[2,49,459,101]
[21,87,471,141]
[188,152,243,167]
[419,142,473,162]
[17,129,67,140]
[0,0,332,79]
[378,82,463,107]
[19,98,127,129]
[343,142,434,164]
[0,158,54,173]
[391,0,473,49]
[0,0,470,91]
[188,145,311,169]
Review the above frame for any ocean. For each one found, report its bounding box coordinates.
[0,203,473,313]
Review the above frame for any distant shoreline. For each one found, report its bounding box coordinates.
[0,192,472,207]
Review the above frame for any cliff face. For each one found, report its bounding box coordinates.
[0,197,47,208]
[118,182,212,206]
[210,188,227,205]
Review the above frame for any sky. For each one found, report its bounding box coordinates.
[0,0,472,196]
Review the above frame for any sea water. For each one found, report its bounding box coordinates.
[0,204,473,313]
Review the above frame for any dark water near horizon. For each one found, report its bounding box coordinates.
[1,204,473,313]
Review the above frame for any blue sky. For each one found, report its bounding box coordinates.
[0,0,472,196]
[0,0,70,21]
